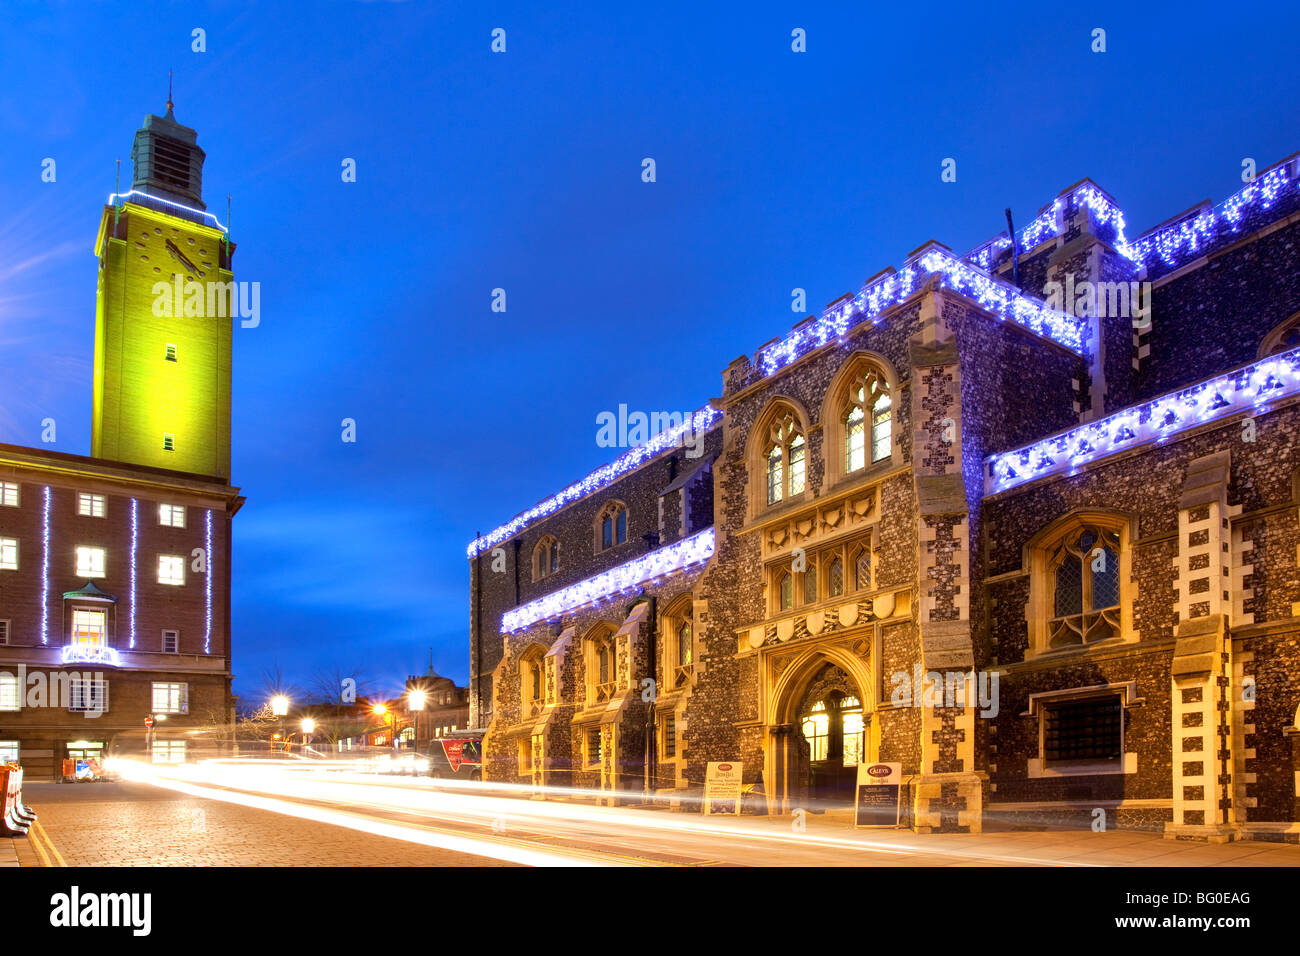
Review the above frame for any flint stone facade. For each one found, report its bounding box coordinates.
[471,154,1300,840]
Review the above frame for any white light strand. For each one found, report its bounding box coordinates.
[108,190,227,232]
[758,244,1088,379]
[502,528,715,632]
[467,405,720,558]
[205,509,213,654]
[129,498,138,649]
[40,486,50,644]
[985,346,1300,495]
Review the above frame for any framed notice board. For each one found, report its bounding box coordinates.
[854,762,903,828]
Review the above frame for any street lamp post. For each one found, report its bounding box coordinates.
[408,690,426,751]
[271,695,290,753]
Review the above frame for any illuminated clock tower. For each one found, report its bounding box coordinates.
[92,94,234,479]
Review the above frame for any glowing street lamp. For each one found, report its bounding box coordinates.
[408,690,427,750]
[301,717,316,754]
[270,695,290,752]
[372,703,396,749]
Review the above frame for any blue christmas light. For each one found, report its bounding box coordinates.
[204,509,213,654]
[108,190,227,232]
[467,405,720,558]
[502,528,715,632]
[129,498,138,649]
[40,486,50,645]
[986,346,1300,494]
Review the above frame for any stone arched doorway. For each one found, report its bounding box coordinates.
[766,651,874,812]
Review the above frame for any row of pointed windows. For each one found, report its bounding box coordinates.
[764,366,893,507]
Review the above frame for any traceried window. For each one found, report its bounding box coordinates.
[675,617,693,687]
[802,563,818,605]
[853,544,871,592]
[765,412,806,506]
[520,648,546,718]
[801,700,829,762]
[778,570,794,611]
[827,557,844,598]
[533,535,559,580]
[1260,311,1300,357]
[586,632,617,706]
[596,502,629,552]
[844,367,892,472]
[1049,525,1121,649]
[76,546,106,578]
[587,727,603,767]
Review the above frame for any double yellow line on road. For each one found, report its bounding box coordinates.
[26,820,66,867]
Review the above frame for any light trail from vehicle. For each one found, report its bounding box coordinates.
[112,757,1097,867]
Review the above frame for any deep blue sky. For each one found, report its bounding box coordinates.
[1,2,1297,704]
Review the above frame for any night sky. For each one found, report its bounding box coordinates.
[1,2,1297,704]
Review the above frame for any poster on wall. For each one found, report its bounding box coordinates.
[704,761,743,815]
[854,762,903,828]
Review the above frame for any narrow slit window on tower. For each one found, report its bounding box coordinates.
[163,433,176,452]
[165,343,178,362]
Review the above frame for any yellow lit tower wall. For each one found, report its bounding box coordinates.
[91,106,234,480]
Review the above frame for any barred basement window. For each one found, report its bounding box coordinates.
[68,678,109,714]
[1043,695,1123,765]
[663,714,677,759]
[1049,525,1121,648]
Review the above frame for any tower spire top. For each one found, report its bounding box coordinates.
[166,70,174,117]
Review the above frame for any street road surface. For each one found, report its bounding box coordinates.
[17,759,1300,867]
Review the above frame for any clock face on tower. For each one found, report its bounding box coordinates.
[165,238,204,279]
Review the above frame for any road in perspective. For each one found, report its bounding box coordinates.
[11,760,1300,869]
